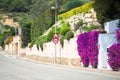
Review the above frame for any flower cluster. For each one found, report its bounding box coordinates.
[77,30,99,67]
[107,43,120,71]
[115,28,120,43]
[77,32,89,67]
[88,31,99,67]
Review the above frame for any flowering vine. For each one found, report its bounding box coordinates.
[107,28,120,71]
[77,30,99,67]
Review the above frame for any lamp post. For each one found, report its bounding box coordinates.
[51,6,57,64]
[51,0,59,64]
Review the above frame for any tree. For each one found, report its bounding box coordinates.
[17,14,32,47]
[93,0,120,28]
[9,0,32,12]
[31,9,54,40]
[65,0,83,11]
[21,21,31,47]
[29,0,54,17]
[0,0,31,12]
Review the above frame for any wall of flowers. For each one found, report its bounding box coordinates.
[77,28,120,71]
[107,28,120,71]
[77,30,99,68]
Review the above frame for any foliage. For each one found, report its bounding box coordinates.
[74,19,83,31]
[0,0,12,11]
[81,25,100,32]
[59,0,91,14]
[29,40,35,48]
[65,31,74,41]
[31,9,54,41]
[93,0,120,27]
[0,24,16,48]
[10,27,16,35]
[107,43,120,71]
[65,0,83,11]
[35,35,47,51]
[9,0,31,12]
[47,28,54,42]
[0,15,3,20]
[21,21,31,47]
[0,34,4,47]
[0,0,31,12]
[60,36,64,48]
[29,0,54,17]
[60,22,71,36]
[58,1,93,20]
[32,22,72,49]
[77,30,99,67]
[17,14,32,47]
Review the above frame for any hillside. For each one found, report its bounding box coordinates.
[0,0,120,49]
[29,1,102,50]
[0,0,91,48]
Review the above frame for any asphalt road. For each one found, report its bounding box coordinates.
[0,51,120,80]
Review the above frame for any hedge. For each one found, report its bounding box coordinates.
[58,1,93,20]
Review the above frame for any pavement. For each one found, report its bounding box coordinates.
[1,50,120,77]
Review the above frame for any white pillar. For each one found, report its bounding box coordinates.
[98,34,117,70]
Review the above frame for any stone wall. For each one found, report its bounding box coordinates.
[5,35,21,56]
[25,38,81,66]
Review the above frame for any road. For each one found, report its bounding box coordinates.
[0,51,120,80]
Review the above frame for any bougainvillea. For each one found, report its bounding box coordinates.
[88,30,99,68]
[116,28,120,43]
[77,30,99,67]
[77,32,89,67]
[107,43,120,71]
[107,28,120,71]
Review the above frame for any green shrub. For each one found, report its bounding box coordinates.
[65,0,83,11]
[0,34,4,47]
[47,29,54,42]
[36,44,39,50]
[35,35,47,51]
[13,17,18,22]
[60,20,65,24]
[60,36,64,48]
[31,9,54,40]
[29,40,35,48]
[0,15,3,20]
[81,25,100,32]
[74,20,83,31]
[65,31,74,41]
[58,1,93,20]
[60,23,71,36]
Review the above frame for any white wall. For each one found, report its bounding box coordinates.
[25,38,79,59]
[105,19,119,33]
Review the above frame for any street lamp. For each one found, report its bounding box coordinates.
[51,6,57,33]
[51,0,59,64]
[51,6,57,64]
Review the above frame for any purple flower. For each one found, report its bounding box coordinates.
[77,30,99,67]
[107,43,120,70]
[115,28,120,43]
